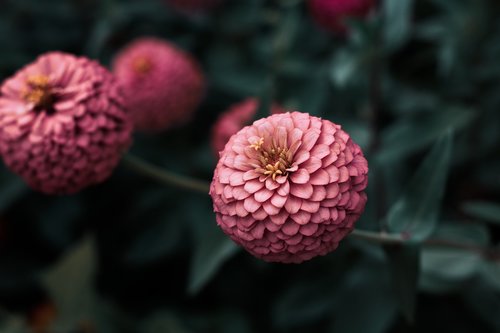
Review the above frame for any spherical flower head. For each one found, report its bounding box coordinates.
[166,0,223,13]
[210,112,368,263]
[211,98,285,156]
[308,0,376,34]
[0,52,132,194]
[112,37,206,132]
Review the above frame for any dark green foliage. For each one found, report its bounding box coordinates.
[0,0,499,332]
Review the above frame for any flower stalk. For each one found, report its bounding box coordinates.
[122,154,210,193]
[124,154,500,262]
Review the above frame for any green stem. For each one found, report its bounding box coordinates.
[350,229,499,261]
[350,229,405,245]
[122,154,210,194]
[123,154,499,261]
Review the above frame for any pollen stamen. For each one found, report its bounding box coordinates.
[251,137,292,181]
[22,75,54,109]
[249,137,264,151]
[133,56,153,74]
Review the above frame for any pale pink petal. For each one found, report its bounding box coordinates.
[269,210,289,225]
[244,179,264,193]
[290,168,310,184]
[326,183,340,199]
[309,169,330,185]
[270,193,287,208]
[284,195,302,214]
[243,196,260,213]
[325,165,340,182]
[290,183,314,199]
[277,181,290,196]
[301,201,320,213]
[255,187,273,202]
[282,220,300,236]
[302,156,322,174]
[263,201,281,215]
[229,171,245,186]
[300,223,319,236]
[300,128,320,152]
[291,211,311,225]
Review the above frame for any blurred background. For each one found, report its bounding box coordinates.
[0,0,500,332]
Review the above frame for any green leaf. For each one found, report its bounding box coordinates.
[84,19,113,59]
[141,311,193,333]
[462,201,500,225]
[207,44,267,97]
[419,223,489,293]
[273,280,337,329]
[329,259,397,333]
[36,196,83,250]
[377,107,472,163]
[382,0,414,51]
[188,229,238,295]
[480,261,500,291]
[122,189,185,264]
[330,48,363,88]
[125,218,183,264]
[42,236,97,330]
[0,310,30,333]
[388,83,439,115]
[384,244,420,323]
[386,132,453,241]
[0,171,27,213]
[254,77,274,120]
[461,284,500,332]
[187,199,239,295]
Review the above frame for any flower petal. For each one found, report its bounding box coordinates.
[291,211,311,225]
[289,168,310,184]
[309,169,330,185]
[290,183,314,199]
[243,196,260,213]
[282,220,300,236]
[244,179,264,193]
[285,195,302,214]
[255,187,273,202]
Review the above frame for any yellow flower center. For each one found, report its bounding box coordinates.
[132,56,153,74]
[22,75,54,110]
[250,138,292,181]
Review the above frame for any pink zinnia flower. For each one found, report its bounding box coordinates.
[308,0,376,34]
[112,37,206,132]
[210,112,368,263]
[211,98,285,156]
[0,52,132,194]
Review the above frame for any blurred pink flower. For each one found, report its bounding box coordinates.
[210,112,368,263]
[211,98,285,156]
[0,52,132,194]
[308,0,376,34]
[112,37,205,132]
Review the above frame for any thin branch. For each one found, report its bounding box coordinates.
[122,154,210,194]
[349,229,500,261]
[124,154,499,261]
[350,229,405,245]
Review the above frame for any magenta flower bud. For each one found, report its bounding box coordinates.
[112,37,206,132]
[0,52,132,194]
[308,0,376,34]
[210,112,369,263]
[211,98,285,156]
